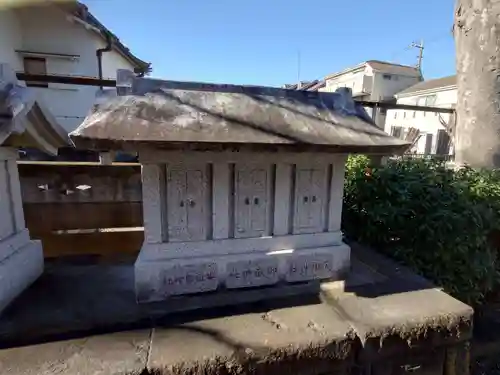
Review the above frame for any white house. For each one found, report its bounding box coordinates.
[0,1,149,135]
[70,71,409,304]
[385,75,456,156]
[0,63,70,314]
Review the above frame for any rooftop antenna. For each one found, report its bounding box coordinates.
[297,49,301,89]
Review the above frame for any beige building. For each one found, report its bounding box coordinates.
[320,61,421,100]
[284,60,422,128]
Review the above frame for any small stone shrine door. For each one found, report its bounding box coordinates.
[234,164,271,239]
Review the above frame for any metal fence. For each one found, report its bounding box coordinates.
[393,153,455,162]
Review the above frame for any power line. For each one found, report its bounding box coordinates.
[389,44,412,64]
[389,31,450,66]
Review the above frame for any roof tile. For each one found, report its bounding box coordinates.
[396,75,456,96]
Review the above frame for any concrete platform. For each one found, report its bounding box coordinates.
[0,243,384,348]
[0,330,151,375]
[0,243,473,375]
[0,304,356,375]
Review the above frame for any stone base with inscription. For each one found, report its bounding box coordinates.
[134,243,350,304]
[0,230,44,314]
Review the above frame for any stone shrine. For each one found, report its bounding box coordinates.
[70,69,409,303]
[0,63,70,313]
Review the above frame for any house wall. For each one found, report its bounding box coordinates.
[0,10,23,70]
[385,88,457,155]
[370,71,421,101]
[0,6,138,133]
[322,68,370,97]
[99,40,136,79]
[367,70,419,129]
[321,68,376,126]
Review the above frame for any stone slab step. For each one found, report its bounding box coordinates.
[0,302,357,375]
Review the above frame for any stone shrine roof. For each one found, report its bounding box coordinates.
[0,64,72,155]
[70,70,410,154]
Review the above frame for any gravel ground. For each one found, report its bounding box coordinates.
[472,300,500,375]
[473,356,500,375]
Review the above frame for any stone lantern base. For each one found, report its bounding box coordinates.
[0,230,43,313]
[0,148,44,314]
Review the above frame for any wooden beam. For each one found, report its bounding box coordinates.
[357,100,455,114]
[24,202,143,235]
[16,72,116,88]
[38,230,144,259]
[15,73,455,114]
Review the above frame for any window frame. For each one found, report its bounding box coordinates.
[425,94,437,106]
[23,57,49,88]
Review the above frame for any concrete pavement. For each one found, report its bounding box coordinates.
[0,243,473,375]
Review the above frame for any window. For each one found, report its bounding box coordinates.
[403,112,407,118]
[391,126,403,138]
[23,57,48,88]
[383,74,392,80]
[394,112,398,119]
[425,95,437,106]
[424,133,433,155]
[413,111,417,118]
[436,129,451,155]
[402,128,408,140]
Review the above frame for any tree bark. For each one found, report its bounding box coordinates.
[454,0,500,168]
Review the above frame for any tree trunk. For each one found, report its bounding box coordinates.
[454,0,500,168]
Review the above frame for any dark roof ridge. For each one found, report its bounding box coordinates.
[67,2,151,74]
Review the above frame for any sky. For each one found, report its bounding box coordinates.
[84,0,456,86]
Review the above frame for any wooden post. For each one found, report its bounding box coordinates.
[369,104,386,166]
[444,341,470,375]
[99,152,115,165]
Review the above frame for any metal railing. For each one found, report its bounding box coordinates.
[393,153,455,162]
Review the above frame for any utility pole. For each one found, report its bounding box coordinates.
[410,40,424,71]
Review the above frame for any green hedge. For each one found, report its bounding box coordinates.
[343,156,500,305]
